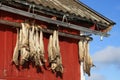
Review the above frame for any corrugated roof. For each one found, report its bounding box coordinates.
[0,0,115,28]
[25,0,115,26]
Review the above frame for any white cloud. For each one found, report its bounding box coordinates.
[93,46,120,66]
[87,74,106,80]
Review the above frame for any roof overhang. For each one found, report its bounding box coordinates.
[0,0,116,37]
[0,4,110,37]
[0,0,116,28]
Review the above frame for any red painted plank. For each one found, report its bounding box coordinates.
[59,37,80,80]
[0,25,5,78]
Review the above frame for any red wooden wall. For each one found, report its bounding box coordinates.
[0,10,80,80]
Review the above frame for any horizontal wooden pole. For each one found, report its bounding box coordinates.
[0,19,93,40]
[0,4,109,37]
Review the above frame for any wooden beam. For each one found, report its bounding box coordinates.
[0,4,109,37]
[0,19,92,40]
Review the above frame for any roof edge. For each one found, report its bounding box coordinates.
[75,0,116,26]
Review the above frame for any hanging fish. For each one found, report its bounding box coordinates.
[78,40,84,62]
[20,23,30,65]
[79,37,94,76]
[48,35,53,63]
[39,30,46,64]
[55,31,63,73]
[48,30,63,73]
[12,28,20,65]
[29,25,36,58]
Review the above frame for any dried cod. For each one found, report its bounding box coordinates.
[48,30,63,73]
[78,38,94,76]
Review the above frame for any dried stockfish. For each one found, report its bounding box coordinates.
[12,28,20,65]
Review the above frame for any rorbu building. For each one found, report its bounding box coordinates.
[0,0,115,80]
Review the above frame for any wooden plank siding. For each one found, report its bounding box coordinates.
[0,10,80,80]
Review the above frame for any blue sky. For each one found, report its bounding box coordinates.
[80,0,120,80]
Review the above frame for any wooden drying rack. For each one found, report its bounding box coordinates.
[0,19,93,40]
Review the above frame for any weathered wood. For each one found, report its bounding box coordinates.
[0,19,92,40]
[0,19,21,28]
[0,4,109,37]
